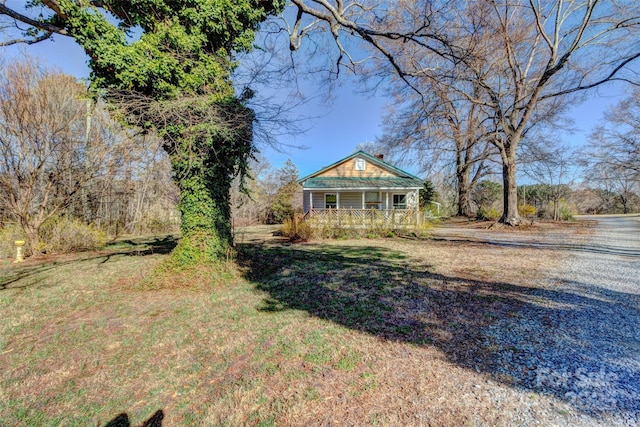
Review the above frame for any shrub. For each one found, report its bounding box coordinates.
[39,217,107,254]
[559,205,576,221]
[0,224,29,259]
[518,204,537,217]
[476,207,501,221]
[280,215,314,242]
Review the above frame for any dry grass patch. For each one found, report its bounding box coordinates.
[0,225,595,426]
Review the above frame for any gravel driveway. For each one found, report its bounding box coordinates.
[483,215,640,425]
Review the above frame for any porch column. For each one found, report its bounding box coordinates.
[386,192,389,210]
[415,190,420,227]
[337,192,340,209]
[309,191,313,210]
[362,191,366,226]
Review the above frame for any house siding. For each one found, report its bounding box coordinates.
[318,157,395,178]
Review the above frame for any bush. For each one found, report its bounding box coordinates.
[476,207,501,221]
[39,217,106,254]
[559,205,576,221]
[518,204,537,217]
[280,215,314,242]
[0,224,29,259]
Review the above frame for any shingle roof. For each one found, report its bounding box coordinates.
[302,176,423,189]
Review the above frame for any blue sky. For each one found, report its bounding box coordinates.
[1,32,627,180]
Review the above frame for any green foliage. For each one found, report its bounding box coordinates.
[267,160,301,224]
[472,181,503,210]
[559,202,576,221]
[560,208,575,221]
[20,0,284,266]
[419,180,438,208]
[37,1,284,99]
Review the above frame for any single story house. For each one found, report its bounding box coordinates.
[298,151,425,229]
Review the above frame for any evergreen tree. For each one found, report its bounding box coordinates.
[267,160,300,224]
[419,180,438,210]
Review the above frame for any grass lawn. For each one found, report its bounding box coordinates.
[1,224,587,426]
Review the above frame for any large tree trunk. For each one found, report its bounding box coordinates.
[160,98,253,267]
[553,195,560,221]
[456,169,474,217]
[621,194,629,214]
[170,154,234,266]
[500,154,521,225]
[455,147,475,217]
[20,220,40,257]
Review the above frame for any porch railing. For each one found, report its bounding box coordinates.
[305,208,425,229]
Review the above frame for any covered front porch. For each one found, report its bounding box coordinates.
[304,190,420,211]
[301,189,424,230]
[304,207,426,229]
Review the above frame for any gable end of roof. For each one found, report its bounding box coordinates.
[298,150,422,183]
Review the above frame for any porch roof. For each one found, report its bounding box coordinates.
[302,176,423,190]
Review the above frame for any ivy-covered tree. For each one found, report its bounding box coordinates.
[0,1,284,265]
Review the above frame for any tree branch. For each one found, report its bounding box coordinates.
[0,32,53,46]
[0,5,68,37]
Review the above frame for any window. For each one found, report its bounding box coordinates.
[393,194,407,209]
[365,191,381,209]
[355,158,366,171]
[325,193,337,209]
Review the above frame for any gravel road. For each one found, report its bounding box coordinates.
[484,215,640,425]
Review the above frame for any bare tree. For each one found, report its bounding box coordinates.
[230,154,274,226]
[582,166,639,214]
[79,131,179,237]
[581,87,640,213]
[585,88,640,180]
[377,81,497,217]
[0,60,127,253]
[521,142,575,220]
[287,0,640,224]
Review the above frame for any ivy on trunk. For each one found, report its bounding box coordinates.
[0,1,284,264]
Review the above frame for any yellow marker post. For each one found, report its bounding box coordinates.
[14,240,25,263]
